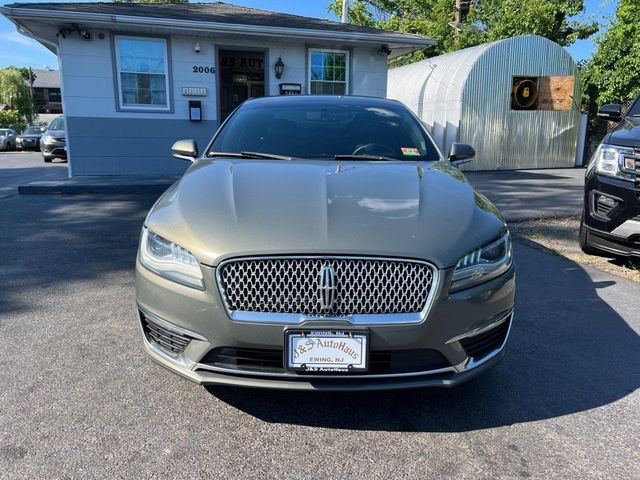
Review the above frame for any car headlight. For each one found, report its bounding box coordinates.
[451,232,513,291]
[139,228,204,290]
[589,144,636,181]
[43,135,57,145]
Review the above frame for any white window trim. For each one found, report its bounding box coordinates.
[114,35,171,112]
[307,48,350,95]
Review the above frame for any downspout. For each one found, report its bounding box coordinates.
[341,0,349,23]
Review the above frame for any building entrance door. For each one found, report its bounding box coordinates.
[219,50,265,121]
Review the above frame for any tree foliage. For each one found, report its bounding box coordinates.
[0,110,24,131]
[0,67,35,125]
[581,0,640,113]
[329,0,597,57]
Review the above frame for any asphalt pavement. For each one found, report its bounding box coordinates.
[0,154,638,478]
[0,151,67,199]
[465,168,586,221]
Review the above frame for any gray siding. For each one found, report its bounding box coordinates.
[67,117,218,176]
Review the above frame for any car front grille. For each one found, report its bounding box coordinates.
[140,310,192,355]
[217,256,435,316]
[199,347,450,375]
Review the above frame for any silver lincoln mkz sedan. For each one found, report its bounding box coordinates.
[136,96,515,390]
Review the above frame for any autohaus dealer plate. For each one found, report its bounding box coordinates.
[286,330,369,372]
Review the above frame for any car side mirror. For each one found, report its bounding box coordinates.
[40,127,46,133]
[171,139,199,162]
[597,103,623,122]
[448,142,475,166]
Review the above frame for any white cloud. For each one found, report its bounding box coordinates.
[0,30,37,47]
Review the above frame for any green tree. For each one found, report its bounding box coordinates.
[581,0,640,113]
[0,67,35,125]
[0,110,24,131]
[329,0,597,58]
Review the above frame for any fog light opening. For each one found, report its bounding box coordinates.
[593,192,621,218]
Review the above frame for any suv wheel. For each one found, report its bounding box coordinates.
[579,212,606,256]
[43,156,52,163]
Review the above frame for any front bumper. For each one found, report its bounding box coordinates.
[41,141,67,158]
[135,258,515,391]
[17,138,39,150]
[584,173,640,257]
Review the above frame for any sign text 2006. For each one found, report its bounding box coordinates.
[193,66,216,74]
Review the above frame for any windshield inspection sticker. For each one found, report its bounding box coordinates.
[401,147,420,156]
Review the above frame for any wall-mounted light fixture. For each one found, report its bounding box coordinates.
[377,45,391,57]
[274,57,285,79]
[193,42,201,53]
[57,24,91,40]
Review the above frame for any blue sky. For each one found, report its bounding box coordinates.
[0,0,618,69]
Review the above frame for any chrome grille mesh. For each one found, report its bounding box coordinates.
[217,257,434,316]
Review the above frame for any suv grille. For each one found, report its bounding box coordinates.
[217,257,435,316]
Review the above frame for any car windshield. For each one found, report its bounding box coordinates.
[0,129,12,136]
[24,127,41,135]
[48,118,65,131]
[208,100,441,161]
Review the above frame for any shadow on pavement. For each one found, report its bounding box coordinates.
[0,193,158,315]
[208,242,640,432]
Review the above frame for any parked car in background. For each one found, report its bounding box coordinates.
[135,95,515,391]
[40,116,66,162]
[0,128,18,151]
[16,126,45,151]
[580,99,640,258]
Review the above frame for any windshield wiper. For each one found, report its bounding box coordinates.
[334,154,400,162]
[207,151,293,160]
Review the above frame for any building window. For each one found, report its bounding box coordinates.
[309,49,349,95]
[114,36,170,110]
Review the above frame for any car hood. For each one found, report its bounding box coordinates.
[605,117,640,148]
[44,129,65,140]
[18,134,41,139]
[146,159,506,268]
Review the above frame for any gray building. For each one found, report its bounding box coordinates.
[388,35,583,171]
[30,68,62,114]
[1,2,433,176]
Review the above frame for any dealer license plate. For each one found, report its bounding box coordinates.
[286,330,368,372]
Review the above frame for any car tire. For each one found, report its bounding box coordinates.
[579,213,607,257]
[43,157,52,163]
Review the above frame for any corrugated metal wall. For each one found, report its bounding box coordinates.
[388,35,581,171]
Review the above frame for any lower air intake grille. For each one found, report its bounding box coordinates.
[140,311,192,355]
[460,320,510,359]
[199,347,450,374]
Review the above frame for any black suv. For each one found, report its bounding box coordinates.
[580,100,640,257]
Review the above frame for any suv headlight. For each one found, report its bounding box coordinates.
[589,144,636,181]
[43,135,57,145]
[139,228,204,290]
[451,232,513,291]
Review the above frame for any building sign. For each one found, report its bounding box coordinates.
[280,83,302,95]
[220,53,264,71]
[182,87,207,97]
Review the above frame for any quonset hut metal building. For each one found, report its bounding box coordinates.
[388,35,582,171]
